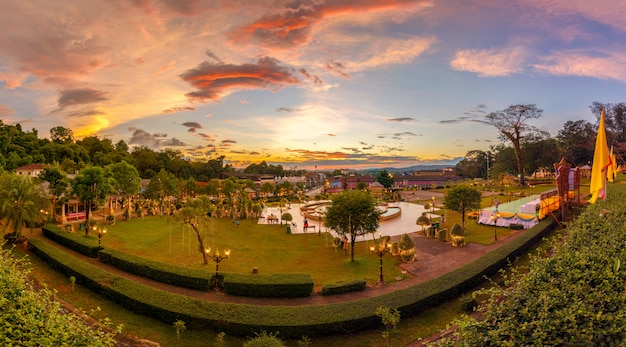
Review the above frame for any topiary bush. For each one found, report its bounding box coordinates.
[397,234,416,263]
[450,223,464,236]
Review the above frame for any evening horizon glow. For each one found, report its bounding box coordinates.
[0,1,625,170]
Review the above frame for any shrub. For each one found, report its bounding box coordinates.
[450,223,464,236]
[460,294,478,313]
[321,280,367,295]
[243,331,286,347]
[224,273,314,297]
[398,233,415,250]
[399,248,416,263]
[509,223,523,230]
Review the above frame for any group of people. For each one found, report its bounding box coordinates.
[266,214,279,223]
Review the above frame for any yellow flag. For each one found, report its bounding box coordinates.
[607,146,615,183]
[589,108,611,204]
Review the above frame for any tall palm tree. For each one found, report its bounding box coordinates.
[0,173,50,243]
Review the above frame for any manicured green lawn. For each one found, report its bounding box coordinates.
[103,216,406,287]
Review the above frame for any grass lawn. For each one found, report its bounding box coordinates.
[102,216,407,287]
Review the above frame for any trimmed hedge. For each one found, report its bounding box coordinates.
[28,217,557,338]
[224,273,314,297]
[321,280,367,296]
[42,224,100,258]
[99,248,212,291]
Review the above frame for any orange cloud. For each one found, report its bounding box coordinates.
[180,57,301,102]
[229,0,426,49]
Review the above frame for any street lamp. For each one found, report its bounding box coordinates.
[490,211,500,241]
[205,247,231,290]
[431,196,435,215]
[369,233,392,285]
[93,224,107,251]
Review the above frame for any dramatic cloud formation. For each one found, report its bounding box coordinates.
[180,57,301,102]
[0,0,623,169]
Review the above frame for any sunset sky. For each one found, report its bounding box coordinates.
[0,1,625,170]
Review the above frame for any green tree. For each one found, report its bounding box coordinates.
[556,119,596,166]
[71,166,115,235]
[144,169,179,215]
[444,185,482,229]
[177,196,216,264]
[324,190,382,262]
[39,165,70,221]
[107,161,141,220]
[486,104,543,185]
[376,170,394,188]
[49,126,75,144]
[0,173,50,243]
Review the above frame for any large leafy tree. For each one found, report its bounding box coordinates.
[107,161,141,219]
[444,185,482,229]
[556,119,595,166]
[71,166,115,235]
[324,190,382,262]
[486,104,543,185]
[38,165,70,221]
[143,169,179,215]
[455,150,490,179]
[0,172,50,243]
[522,129,560,176]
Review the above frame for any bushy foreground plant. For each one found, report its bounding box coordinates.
[430,183,626,346]
[0,246,119,346]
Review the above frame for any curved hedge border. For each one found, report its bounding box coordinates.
[29,217,556,338]
[42,225,100,258]
[224,273,314,297]
[99,248,212,291]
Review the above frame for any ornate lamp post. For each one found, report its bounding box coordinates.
[490,212,500,241]
[431,196,435,215]
[93,224,107,252]
[205,247,231,290]
[369,233,392,285]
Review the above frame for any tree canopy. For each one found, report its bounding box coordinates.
[486,104,543,186]
[444,185,482,229]
[324,190,382,262]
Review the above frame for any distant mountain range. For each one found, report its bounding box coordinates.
[357,164,457,175]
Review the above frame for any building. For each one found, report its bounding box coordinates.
[15,163,46,177]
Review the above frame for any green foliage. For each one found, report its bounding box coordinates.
[434,183,626,346]
[28,215,557,339]
[71,166,115,231]
[444,185,481,227]
[42,224,100,258]
[325,190,382,261]
[416,214,431,232]
[0,246,118,346]
[0,172,50,239]
[375,305,401,346]
[398,233,415,250]
[376,169,394,188]
[321,280,367,295]
[459,294,478,313]
[297,335,312,347]
[173,319,186,340]
[450,223,464,236]
[224,273,314,297]
[243,331,286,347]
[281,212,293,223]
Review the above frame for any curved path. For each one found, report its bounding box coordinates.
[27,215,527,307]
